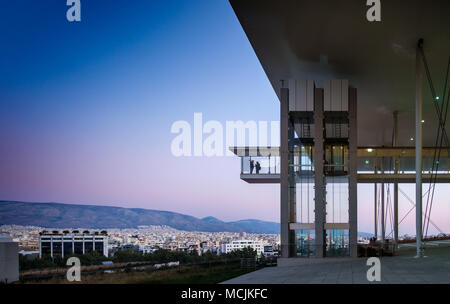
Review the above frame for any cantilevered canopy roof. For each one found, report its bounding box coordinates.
[229,0,450,147]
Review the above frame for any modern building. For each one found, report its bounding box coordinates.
[229,0,450,261]
[142,245,159,255]
[221,240,264,256]
[232,80,358,258]
[39,230,108,258]
[0,233,19,283]
[117,244,141,252]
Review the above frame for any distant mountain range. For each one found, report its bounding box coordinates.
[0,201,374,237]
[0,201,280,234]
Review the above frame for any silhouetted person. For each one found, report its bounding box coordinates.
[256,161,261,174]
[250,160,255,174]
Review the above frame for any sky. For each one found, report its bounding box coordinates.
[0,0,448,235]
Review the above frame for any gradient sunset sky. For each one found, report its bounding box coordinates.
[1,0,448,235]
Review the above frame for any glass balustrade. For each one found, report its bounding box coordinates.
[241,155,280,174]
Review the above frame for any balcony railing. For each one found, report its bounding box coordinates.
[241,156,280,174]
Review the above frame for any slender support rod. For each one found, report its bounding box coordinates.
[393,111,399,251]
[288,120,297,257]
[381,164,385,245]
[374,166,378,240]
[416,39,424,257]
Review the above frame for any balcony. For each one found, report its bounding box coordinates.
[231,146,450,184]
[240,155,280,183]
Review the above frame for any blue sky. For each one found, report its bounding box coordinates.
[0,0,448,235]
[0,0,280,219]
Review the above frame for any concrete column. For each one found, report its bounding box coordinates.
[374,159,378,240]
[314,88,325,258]
[288,120,297,257]
[393,111,399,252]
[416,39,424,257]
[0,235,19,283]
[349,87,358,257]
[280,87,290,258]
[104,239,108,258]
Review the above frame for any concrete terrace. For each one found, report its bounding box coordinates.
[221,240,450,284]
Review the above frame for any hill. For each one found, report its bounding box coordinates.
[0,201,280,234]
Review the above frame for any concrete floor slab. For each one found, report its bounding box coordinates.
[221,241,450,284]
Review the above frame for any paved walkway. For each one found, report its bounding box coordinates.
[222,240,450,284]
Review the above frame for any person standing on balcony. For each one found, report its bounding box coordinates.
[256,161,261,174]
[250,160,255,174]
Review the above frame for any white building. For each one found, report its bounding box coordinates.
[142,245,159,254]
[39,230,108,258]
[0,234,19,283]
[220,240,264,256]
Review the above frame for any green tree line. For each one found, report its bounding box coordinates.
[19,247,258,271]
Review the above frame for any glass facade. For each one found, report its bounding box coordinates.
[84,241,93,253]
[295,145,315,224]
[325,122,349,139]
[296,229,315,257]
[325,229,349,257]
[292,130,351,257]
[296,182,314,224]
[52,242,62,256]
[40,234,107,258]
[297,145,313,173]
[325,176,349,224]
[63,242,73,255]
[41,242,51,256]
[296,229,349,257]
[94,242,104,255]
[324,145,348,175]
[74,242,83,254]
